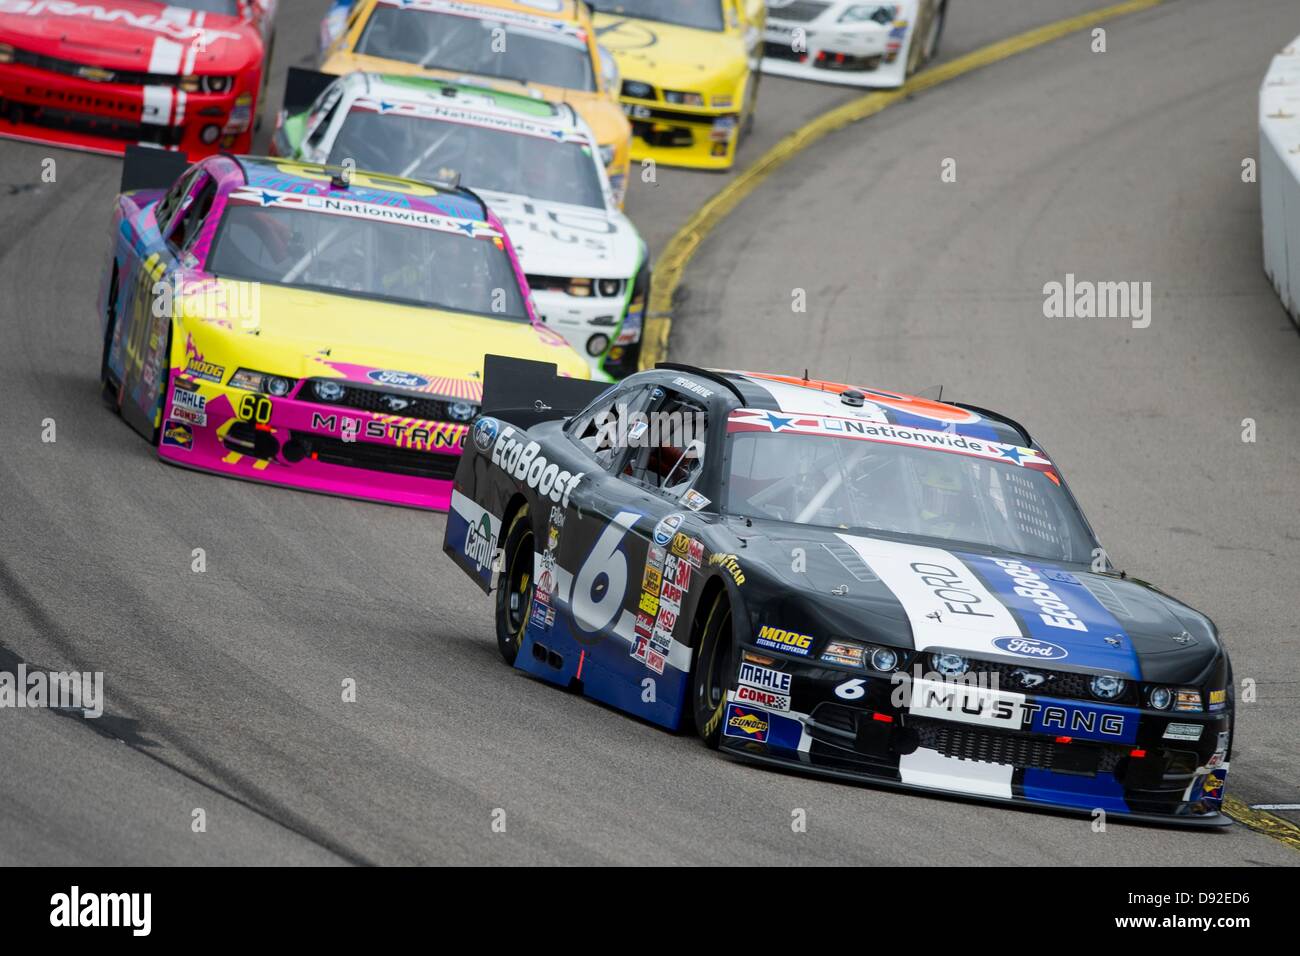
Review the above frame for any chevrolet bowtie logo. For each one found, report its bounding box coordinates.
[78,66,115,82]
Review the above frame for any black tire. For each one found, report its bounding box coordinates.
[742,73,759,139]
[924,1,947,63]
[689,590,734,748]
[147,323,174,446]
[494,504,534,665]
[100,266,121,410]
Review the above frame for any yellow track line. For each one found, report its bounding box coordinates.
[640,0,1168,368]
[1223,797,1300,851]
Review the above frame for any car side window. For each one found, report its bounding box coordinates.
[307,88,344,150]
[621,391,709,499]
[167,177,218,254]
[567,384,658,471]
[153,166,200,235]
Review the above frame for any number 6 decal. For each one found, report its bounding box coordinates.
[835,678,866,700]
[570,511,639,636]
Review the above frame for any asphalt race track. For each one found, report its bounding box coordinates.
[1,0,1297,865]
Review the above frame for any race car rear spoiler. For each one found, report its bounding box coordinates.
[481,355,608,428]
[283,67,338,116]
[120,145,190,194]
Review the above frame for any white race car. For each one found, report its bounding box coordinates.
[761,0,946,87]
[273,71,649,380]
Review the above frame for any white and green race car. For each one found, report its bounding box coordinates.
[272,70,649,380]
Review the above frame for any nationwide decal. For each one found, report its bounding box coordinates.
[228,188,502,240]
[754,625,813,657]
[489,426,584,505]
[350,97,587,145]
[377,0,586,40]
[727,408,1052,470]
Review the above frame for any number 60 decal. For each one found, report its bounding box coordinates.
[570,511,640,637]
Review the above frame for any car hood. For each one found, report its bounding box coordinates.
[592,14,747,87]
[0,0,260,73]
[474,189,640,279]
[724,519,1221,684]
[176,276,589,387]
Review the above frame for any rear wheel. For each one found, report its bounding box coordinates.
[690,591,734,748]
[494,504,534,665]
[100,267,121,410]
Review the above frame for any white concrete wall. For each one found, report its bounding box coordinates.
[1261,36,1300,327]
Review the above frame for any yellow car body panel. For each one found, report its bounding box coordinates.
[320,0,633,205]
[592,0,763,170]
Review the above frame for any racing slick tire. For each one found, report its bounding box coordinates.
[689,589,735,749]
[494,503,535,666]
[923,1,947,63]
[100,267,121,410]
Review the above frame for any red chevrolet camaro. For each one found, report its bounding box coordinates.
[0,0,276,158]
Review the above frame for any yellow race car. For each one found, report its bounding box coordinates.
[588,0,764,170]
[99,149,588,511]
[318,0,634,205]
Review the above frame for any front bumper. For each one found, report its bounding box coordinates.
[531,287,642,381]
[156,367,466,510]
[0,61,256,158]
[760,19,910,88]
[620,97,741,170]
[721,653,1234,827]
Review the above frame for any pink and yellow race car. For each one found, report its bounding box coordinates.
[98,149,589,510]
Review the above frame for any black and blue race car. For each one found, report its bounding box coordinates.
[444,357,1234,826]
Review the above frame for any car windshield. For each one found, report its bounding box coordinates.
[208,201,528,319]
[725,423,1097,563]
[356,8,596,91]
[327,106,606,209]
[588,0,725,32]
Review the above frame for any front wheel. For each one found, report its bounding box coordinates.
[924,1,947,63]
[690,591,734,748]
[494,504,534,665]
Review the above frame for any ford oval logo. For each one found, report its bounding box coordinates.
[993,636,1069,661]
[367,369,430,389]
